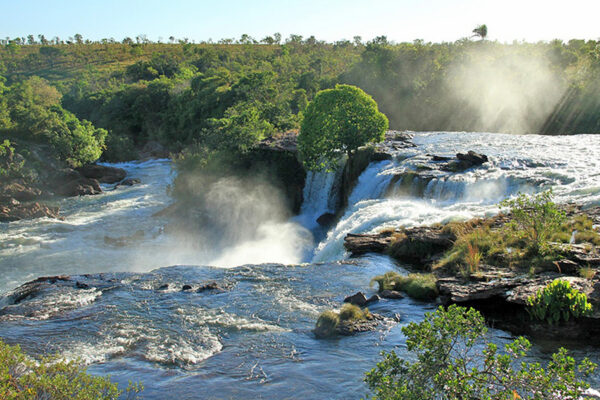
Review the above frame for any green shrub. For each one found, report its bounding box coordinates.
[0,339,142,399]
[315,310,340,338]
[527,279,593,325]
[370,272,438,301]
[500,190,566,254]
[365,305,597,400]
[339,303,370,322]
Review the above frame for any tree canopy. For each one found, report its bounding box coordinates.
[298,84,388,170]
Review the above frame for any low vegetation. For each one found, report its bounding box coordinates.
[314,303,371,338]
[370,271,438,301]
[527,279,593,325]
[436,191,600,276]
[365,305,597,399]
[0,339,142,399]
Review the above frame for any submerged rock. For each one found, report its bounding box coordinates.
[104,230,145,247]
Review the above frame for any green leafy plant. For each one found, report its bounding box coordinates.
[0,339,142,399]
[500,190,566,254]
[527,279,593,325]
[298,84,388,170]
[365,305,596,400]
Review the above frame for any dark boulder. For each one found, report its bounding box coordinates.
[76,164,127,184]
[317,212,337,228]
[344,292,368,306]
[380,290,404,299]
[344,231,394,256]
[182,284,193,291]
[442,151,489,172]
[365,294,380,305]
[55,177,102,197]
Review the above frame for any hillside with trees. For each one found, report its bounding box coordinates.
[1,33,600,168]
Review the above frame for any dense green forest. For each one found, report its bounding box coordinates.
[1,34,600,167]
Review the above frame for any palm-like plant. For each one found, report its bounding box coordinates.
[472,24,488,40]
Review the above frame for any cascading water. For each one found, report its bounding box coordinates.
[1,132,600,399]
[312,132,600,262]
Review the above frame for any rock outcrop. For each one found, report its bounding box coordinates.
[76,164,127,184]
[441,151,489,172]
[344,232,394,256]
[0,201,62,222]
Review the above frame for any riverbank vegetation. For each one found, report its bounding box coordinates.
[370,272,438,301]
[434,192,600,276]
[365,305,597,399]
[2,35,600,173]
[0,339,142,399]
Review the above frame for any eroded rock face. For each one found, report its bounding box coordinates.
[0,181,42,202]
[55,177,102,197]
[0,202,61,222]
[344,232,393,256]
[344,226,454,267]
[437,272,600,341]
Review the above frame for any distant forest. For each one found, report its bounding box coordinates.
[1,33,600,162]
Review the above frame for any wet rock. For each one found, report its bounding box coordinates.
[182,284,192,291]
[157,284,169,291]
[55,177,102,196]
[371,152,393,161]
[76,164,127,184]
[117,178,141,187]
[430,155,452,162]
[365,294,380,305]
[442,150,489,172]
[380,290,404,299]
[75,281,89,289]
[197,281,223,292]
[344,231,394,256]
[0,202,61,222]
[344,292,368,306]
[317,212,337,228]
[337,313,387,336]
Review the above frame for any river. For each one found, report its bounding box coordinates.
[1,132,599,398]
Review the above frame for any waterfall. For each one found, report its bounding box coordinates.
[296,167,343,229]
[308,132,600,263]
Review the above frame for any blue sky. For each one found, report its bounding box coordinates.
[2,0,599,43]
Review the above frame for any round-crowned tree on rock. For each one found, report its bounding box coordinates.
[298,84,388,170]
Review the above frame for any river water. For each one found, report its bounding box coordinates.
[1,132,599,398]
